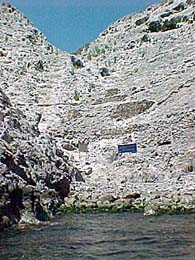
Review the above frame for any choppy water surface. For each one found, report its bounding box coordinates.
[0,213,194,260]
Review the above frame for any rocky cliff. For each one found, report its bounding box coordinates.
[0,2,81,229]
[0,0,195,228]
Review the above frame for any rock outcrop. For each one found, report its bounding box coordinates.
[0,87,77,229]
[0,0,195,227]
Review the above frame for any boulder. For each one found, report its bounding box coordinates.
[97,200,112,209]
[99,67,110,77]
[50,176,71,200]
[64,196,76,207]
[99,193,116,203]
[113,198,132,209]
[144,203,160,216]
[34,200,49,221]
[124,192,141,200]
[1,216,10,228]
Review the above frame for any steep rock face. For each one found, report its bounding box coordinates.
[0,0,195,225]
[0,3,85,229]
[45,0,195,189]
[0,2,72,127]
[0,88,76,229]
[43,0,195,200]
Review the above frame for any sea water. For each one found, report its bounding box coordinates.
[0,213,194,260]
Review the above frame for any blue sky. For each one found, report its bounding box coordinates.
[8,0,161,52]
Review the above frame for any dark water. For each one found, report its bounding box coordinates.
[0,213,195,260]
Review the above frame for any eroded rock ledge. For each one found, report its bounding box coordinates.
[63,179,195,216]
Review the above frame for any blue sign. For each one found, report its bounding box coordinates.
[118,143,137,154]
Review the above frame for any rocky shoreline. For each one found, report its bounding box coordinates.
[62,174,195,216]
